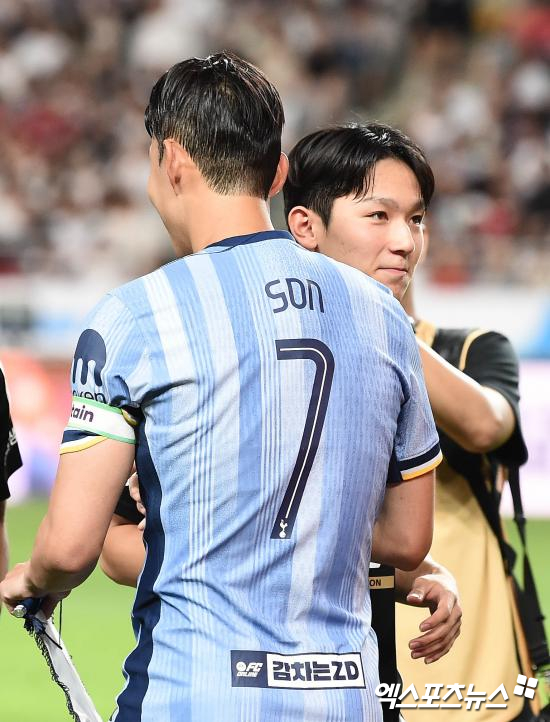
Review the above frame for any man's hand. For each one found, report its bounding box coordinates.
[404,567,462,664]
[0,561,70,619]
[128,472,146,530]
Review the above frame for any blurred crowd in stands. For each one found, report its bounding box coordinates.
[0,0,548,286]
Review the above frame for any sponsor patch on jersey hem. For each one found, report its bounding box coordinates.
[231,650,365,689]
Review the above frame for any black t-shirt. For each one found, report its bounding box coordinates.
[1,366,22,501]
[433,329,528,484]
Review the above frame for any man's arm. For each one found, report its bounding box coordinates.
[0,439,134,614]
[372,470,434,571]
[395,555,462,664]
[100,472,145,587]
[100,515,144,587]
[417,339,515,453]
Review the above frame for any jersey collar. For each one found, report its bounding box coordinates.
[206,230,294,250]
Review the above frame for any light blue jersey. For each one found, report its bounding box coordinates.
[62,230,441,722]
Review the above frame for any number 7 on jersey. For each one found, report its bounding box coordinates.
[271,338,335,540]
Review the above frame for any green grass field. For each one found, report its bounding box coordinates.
[0,500,135,722]
[1,500,549,721]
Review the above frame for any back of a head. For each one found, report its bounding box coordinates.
[284,122,435,226]
[145,51,284,199]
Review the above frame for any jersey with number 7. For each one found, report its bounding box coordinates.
[62,230,441,722]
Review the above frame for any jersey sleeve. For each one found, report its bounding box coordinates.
[0,366,22,500]
[392,322,442,481]
[462,331,528,466]
[61,293,149,455]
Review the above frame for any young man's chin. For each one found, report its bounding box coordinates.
[373,271,410,300]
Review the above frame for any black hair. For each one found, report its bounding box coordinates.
[145,51,284,199]
[284,122,435,226]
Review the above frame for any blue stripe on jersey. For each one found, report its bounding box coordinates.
[210,247,300,722]
[162,259,217,720]
[298,257,383,722]
[115,425,164,722]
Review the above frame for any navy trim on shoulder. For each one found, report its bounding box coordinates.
[206,229,294,250]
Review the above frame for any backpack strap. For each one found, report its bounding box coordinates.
[508,464,550,671]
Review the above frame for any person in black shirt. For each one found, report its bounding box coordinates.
[0,363,23,590]
[396,277,537,721]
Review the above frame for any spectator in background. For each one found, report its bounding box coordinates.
[2,0,546,290]
[0,362,23,589]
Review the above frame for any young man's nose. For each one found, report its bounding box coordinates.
[389,221,415,255]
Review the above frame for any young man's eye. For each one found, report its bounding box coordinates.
[411,215,424,226]
[366,211,388,220]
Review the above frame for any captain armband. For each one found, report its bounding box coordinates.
[60,396,138,454]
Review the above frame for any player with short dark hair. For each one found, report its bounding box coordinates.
[284,123,460,721]
[144,53,283,200]
[284,121,532,720]
[0,54,439,722]
[101,121,460,722]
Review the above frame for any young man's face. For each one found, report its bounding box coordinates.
[312,158,425,300]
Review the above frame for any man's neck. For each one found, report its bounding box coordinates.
[182,194,275,254]
[400,285,418,322]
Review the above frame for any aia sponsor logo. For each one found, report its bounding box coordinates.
[73,390,107,403]
[72,329,106,387]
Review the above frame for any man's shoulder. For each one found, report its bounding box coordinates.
[104,260,187,311]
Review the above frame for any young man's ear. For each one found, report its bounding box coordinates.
[268,153,289,198]
[287,206,319,251]
[163,139,194,195]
